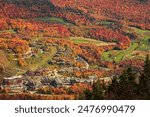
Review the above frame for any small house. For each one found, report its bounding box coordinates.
[2,75,24,92]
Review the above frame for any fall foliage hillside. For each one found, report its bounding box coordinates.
[0,0,149,99]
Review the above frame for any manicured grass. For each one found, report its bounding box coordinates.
[102,42,139,63]
[0,29,16,33]
[35,17,66,24]
[31,36,43,41]
[130,27,150,51]
[26,47,57,71]
[134,28,149,34]
[138,36,150,51]
[71,37,116,46]
[102,50,115,62]
[89,64,99,69]
[102,26,150,63]
[114,42,138,63]
[49,17,65,24]
[97,20,114,26]
[0,50,9,64]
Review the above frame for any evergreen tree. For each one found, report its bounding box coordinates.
[143,55,150,80]
[82,88,93,100]
[107,66,138,100]
[81,79,105,100]
[138,55,150,99]
[92,79,105,100]
[119,66,138,99]
[107,76,120,99]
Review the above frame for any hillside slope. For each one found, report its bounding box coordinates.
[0,0,149,79]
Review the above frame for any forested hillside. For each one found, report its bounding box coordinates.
[0,0,149,100]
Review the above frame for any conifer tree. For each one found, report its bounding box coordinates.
[82,88,92,100]
[119,66,138,99]
[107,76,120,99]
[107,66,138,100]
[138,55,150,99]
[92,79,105,100]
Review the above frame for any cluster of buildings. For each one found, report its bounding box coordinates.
[1,65,112,93]
[2,75,24,92]
[1,68,99,93]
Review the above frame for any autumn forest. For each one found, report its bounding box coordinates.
[0,0,150,100]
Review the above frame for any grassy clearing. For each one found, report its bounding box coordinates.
[31,36,44,41]
[134,28,149,34]
[71,37,116,46]
[0,50,18,80]
[138,35,150,51]
[89,64,99,69]
[26,53,51,70]
[102,26,150,63]
[102,50,115,62]
[26,47,57,71]
[49,17,65,23]
[0,50,10,66]
[0,29,16,34]
[35,17,66,24]
[129,27,150,51]
[122,27,150,60]
[114,42,138,63]
[97,20,115,26]
[102,41,139,63]
[125,50,149,60]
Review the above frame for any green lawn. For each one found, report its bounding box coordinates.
[133,27,150,51]
[102,41,139,63]
[89,64,99,69]
[102,26,150,63]
[31,36,43,41]
[26,47,57,70]
[71,37,116,46]
[102,50,115,62]
[71,37,94,44]
[35,17,66,24]
[0,29,16,34]
[138,35,150,51]
[96,20,114,26]
[114,42,138,63]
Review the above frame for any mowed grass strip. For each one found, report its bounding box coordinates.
[35,17,66,24]
[70,37,116,46]
[102,41,139,63]
[0,29,16,34]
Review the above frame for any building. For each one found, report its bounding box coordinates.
[2,75,24,92]
[50,78,63,88]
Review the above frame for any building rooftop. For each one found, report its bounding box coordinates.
[3,75,23,80]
